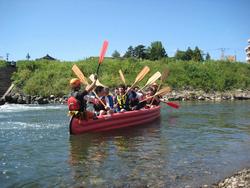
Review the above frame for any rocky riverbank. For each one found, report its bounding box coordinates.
[2,92,68,105]
[211,168,250,188]
[0,89,249,105]
[164,89,250,101]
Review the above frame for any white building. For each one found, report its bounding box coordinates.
[245,39,250,63]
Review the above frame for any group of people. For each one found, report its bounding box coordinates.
[67,76,161,120]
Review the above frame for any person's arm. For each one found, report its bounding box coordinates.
[105,96,111,108]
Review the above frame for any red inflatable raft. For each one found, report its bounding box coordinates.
[69,106,161,134]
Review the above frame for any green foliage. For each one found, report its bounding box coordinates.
[134,45,147,59]
[205,53,211,61]
[111,50,120,58]
[11,59,250,97]
[0,60,6,68]
[174,46,203,61]
[123,46,134,58]
[123,42,167,60]
[148,41,167,60]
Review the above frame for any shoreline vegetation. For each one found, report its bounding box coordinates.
[0,58,249,104]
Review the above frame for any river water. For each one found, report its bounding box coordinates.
[0,101,250,187]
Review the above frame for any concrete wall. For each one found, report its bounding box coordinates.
[0,66,17,98]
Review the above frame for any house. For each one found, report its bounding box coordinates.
[37,54,57,61]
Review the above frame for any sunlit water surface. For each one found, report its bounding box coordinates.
[0,101,250,187]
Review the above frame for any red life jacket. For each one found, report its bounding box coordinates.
[67,96,80,111]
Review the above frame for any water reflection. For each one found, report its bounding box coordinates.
[68,119,171,187]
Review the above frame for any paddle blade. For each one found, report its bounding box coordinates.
[145,71,161,87]
[161,68,169,82]
[98,40,109,64]
[155,87,171,96]
[135,66,150,83]
[72,64,89,85]
[89,74,107,87]
[119,69,126,85]
[166,102,180,109]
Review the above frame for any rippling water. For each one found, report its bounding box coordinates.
[0,101,250,187]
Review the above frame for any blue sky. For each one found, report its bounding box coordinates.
[0,0,249,61]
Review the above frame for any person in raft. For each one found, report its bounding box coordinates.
[103,87,115,112]
[144,86,161,107]
[67,76,97,119]
[93,86,114,115]
[114,84,131,112]
[126,85,140,110]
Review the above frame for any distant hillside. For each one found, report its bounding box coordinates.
[11,58,250,97]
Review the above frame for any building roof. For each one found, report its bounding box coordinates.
[38,54,56,61]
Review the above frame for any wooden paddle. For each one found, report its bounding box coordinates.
[140,86,171,103]
[140,71,161,91]
[150,68,169,106]
[96,40,109,76]
[119,69,126,86]
[125,66,150,95]
[154,87,171,96]
[72,64,89,85]
[161,68,169,83]
[72,65,107,108]
[89,74,107,87]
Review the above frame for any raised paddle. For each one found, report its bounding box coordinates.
[140,71,161,91]
[150,68,169,106]
[72,64,89,85]
[96,40,109,76]
[89,74,107,87]
[125,66,150,95]
[161,68,169,83]
[154,87,171,97]
[119,69,126,86]
[140,86,171,103]
[72,65,107,108]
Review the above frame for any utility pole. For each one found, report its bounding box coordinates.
[26,53,30,60]
[6,53,9,61]
[220,48,226,60]
[217,48,229,60]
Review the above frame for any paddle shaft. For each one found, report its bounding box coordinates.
[96,64,101,76]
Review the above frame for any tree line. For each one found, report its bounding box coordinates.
[112,41,211,62]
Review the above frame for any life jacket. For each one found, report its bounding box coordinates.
[116,95,128,110]
[106,95,114,109]
[67,96,80,111]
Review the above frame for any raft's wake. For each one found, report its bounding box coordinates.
[0,104,66,113]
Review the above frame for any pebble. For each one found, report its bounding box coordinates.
[212,168,250,188]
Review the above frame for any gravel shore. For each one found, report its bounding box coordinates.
[210,168,250,188]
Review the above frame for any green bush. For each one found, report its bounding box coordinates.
[0,60,6,68]
[11,59,250,97]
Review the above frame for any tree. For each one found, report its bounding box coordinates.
[123,46,134,58]
[175,50,188,60]
[205,53,211,61]
[148,41,167,60]
[26,53,31,60]
[192,46,204,61]
[186,47,193,61]
[112,50,120,58]
[134,45,147,59]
